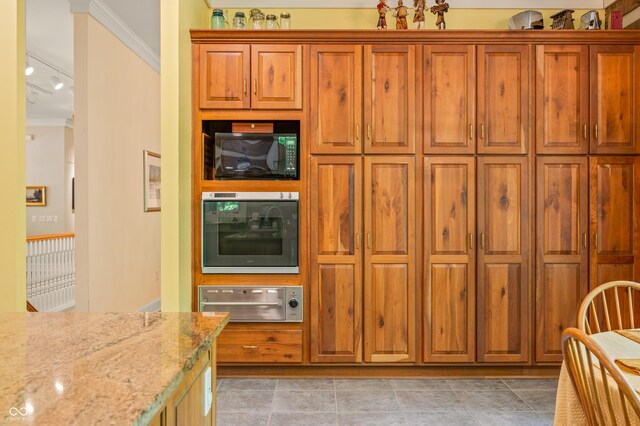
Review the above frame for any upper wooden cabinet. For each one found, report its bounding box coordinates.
[477,46,530,155]
[535,157,589,363]
[477,157,529,363]
[424,157,476,362]
[423,46,476,154]
[310,44,416,155]
[590,46,640,154]
[535,46,589,154]
[199,44,302,110]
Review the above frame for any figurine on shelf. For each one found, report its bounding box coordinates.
[377,0,389,29]
[394,0,409,30]
[430,0,449,30]
[414,0,426,29]
[550,9,575,29]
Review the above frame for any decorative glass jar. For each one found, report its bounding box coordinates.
[233,12,246,29]
[266,14,279,29]
[210,9,225,29]
[280,13,291,29]
[252,12,266,29]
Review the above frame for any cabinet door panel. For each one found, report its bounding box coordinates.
[310,45,363,154]
[199,44,250,109]
[310,157,363,363]
[364,157,415,362]
[477,46,529,154]
[535,158,588,362]
[251,44,302,109]
[364,46,416,154]
[536,46,589,154]
[590,157,640,289]
[424,157,475,362]
[424,46,476,154]
[590,46,640,154]
[477,157,529,362]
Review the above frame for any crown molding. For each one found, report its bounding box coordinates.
[69,0,160,73]
[26,119,73,128]
[205,0,604,9]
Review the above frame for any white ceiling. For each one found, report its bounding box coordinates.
[25,0,160,122]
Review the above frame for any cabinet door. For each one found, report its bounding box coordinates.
[536,157,588,363]
[199,44,250,109]
[590,157,640,289]
[535,46,589,154]
[477,45,530,154]
[364,45,416,154]
[590,46,640,154]
[423,46,476,154]
[424,157,476,363]
[310,157,363,363]
[251,44,302,109]
[477,157,529,362]
[364,157,416,362]
[310,45,363,154]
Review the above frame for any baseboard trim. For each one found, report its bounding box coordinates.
[138,298,161,312]
[218,365,561,379]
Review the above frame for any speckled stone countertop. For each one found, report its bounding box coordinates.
[0,312,228,425]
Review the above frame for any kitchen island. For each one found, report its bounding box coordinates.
[0,312,228,425]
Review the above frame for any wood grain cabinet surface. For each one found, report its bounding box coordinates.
[310,44,416,155]
[199,44,302,110]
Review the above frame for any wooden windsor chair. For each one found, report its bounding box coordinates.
[562,327,640,426]
[577,281,640,335]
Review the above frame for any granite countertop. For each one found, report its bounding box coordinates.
[0,312,229,425]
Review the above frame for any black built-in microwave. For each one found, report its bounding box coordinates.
[214,133,298,179]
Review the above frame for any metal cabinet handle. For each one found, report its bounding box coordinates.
[470,124,474,140]
[583,233,588,249]
[201,301,282,306]
[356,233,361,249]
[253,78,257,95]
[595,233,599,249]
[243,78,247,96]
[356,124,360,141]
[367,232,372,249]
[367,124,372,141]
[242,345,258,349]
[480,233,485,249]
[480,124,485,140]
[469,233,474,250]
[583,124,587,140]
[595,123,599,140]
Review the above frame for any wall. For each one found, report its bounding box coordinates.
[65,126,75,233]
[25,125,73,236]
[161,0,210,312]
[0,0,26,312]
[74,14,160,312]
[218,8,603,30]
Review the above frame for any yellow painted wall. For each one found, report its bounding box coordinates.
[0,0,26,312]
[216,8,602,30]
[161,0,210,312]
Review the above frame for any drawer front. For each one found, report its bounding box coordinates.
[217,330,303,363]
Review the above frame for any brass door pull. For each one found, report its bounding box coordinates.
[480,233,485,249]
[367,124,372,141]
[242,345,258,349]
[470,124,474,140]
[595,233,599,249]
[253,79,257,95]
[583,124,588,140]
[243,78,247,96]
[356,124,360,141]
[356,233,361,249]
[480,124,485,140]
[367,232,372,249]
[583,233,588,249]
[469,233,474,250]
[595,123,599,140]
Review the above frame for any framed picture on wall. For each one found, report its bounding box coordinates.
[144,150,161,212]
[26,186,46,206]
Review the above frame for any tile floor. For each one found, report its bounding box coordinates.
[215,378,558,426]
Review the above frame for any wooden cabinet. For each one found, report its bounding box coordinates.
[310,157,363,363]
[423,46,476,154]
[310,156,415,364]
[477,46,530,155]
[477,157,529,362]
[423,157,476,363]
[535,46,589,154]
[199,44,302,110]
[590,157,640,288]
[590,46,640,154]
[217,329,303,363]
[310,44,416,155]
[535,157,589,363]
[364,157,416,362]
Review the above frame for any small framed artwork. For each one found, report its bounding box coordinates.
[144,150,161,212]
[26,186,46,206]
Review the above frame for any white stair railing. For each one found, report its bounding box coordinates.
[26,233,75,311]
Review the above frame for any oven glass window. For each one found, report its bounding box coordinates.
[203,200,298,268]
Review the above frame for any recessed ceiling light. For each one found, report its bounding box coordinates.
[50,72,63,91]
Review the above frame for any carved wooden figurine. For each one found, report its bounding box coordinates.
[394,0,409,30]
[377,0,389,29]
[414,0,426,29]
[430,0,449,30]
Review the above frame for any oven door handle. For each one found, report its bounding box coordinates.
[200,301,283,307]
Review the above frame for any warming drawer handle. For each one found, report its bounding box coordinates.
[200,301,283,307]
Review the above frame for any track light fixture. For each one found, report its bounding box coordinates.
[50,71,64,91]
[26,89,39,104]
[25,54,34,76]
